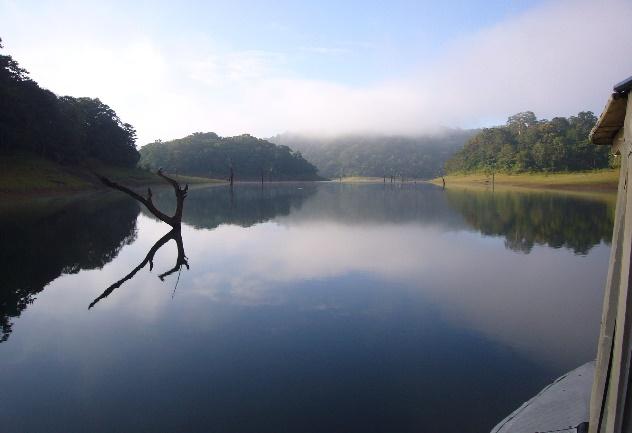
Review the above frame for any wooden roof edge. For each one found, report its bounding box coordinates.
[590,92,628,145]
[614,75,632,94]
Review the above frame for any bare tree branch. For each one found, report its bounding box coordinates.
[157,168,188,223]
[89,170,191,308]
[97,175,174,226]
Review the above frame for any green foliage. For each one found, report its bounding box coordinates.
[0,38,139,167]
[139,132,321,180]
[270,131,475,179]
[445,111,611,174]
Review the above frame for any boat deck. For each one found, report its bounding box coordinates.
[491,362,593,433]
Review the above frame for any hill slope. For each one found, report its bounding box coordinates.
[444,111,613,174]
[1,38,138,168]
[140,132,321,181]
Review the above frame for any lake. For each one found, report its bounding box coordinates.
[0,182,614,433]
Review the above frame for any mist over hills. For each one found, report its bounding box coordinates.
[269,130,476,179]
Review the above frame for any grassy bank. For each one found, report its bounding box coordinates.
[431,170,619,193]
[0,153,224,197]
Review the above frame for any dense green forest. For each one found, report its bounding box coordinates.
[0,38,139,166]
[269,130,475,179]
[139,132,321,180]
[444,111,612,174]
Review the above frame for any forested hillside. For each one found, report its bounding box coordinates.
[445,111,612,174]
[0,38,138,167]
[269,130,474,179]
[139,132,321,181]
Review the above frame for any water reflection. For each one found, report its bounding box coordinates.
[149,183,318,229]
[445,188,614,254]
[89,227,188,309]
[279,184,614,254]
[90,184,318,307]
[279,183,464,226]
[0,185,614,342]
[0,196,139,342]
[0,183,615,433]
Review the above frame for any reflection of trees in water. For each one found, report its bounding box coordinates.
[446,189,614,254]
[0,185,613,340]
[146,184,318,230]
[0,197,139,342]
[284,183,464,226]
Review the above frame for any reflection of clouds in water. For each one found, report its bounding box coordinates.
[183,219,607,369]
[27,216,185,323]
[16,192,608,370]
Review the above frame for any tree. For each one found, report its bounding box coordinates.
[507,111,538,136]
[139,132,321,181]
[0,37,139,166]
[445,111,611,174]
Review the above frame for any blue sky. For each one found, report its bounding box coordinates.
[1,0,631,143]
[128,0,546,84]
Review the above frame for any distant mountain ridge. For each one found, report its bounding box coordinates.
[269,130,476,179]
[139,132,321,181]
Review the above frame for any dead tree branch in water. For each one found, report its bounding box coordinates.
[97,168,188,227]
[89,169,190,309]
[89,229,188,309]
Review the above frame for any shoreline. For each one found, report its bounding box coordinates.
[430,169,619,193]
[2,157,620,200]
[0,153,225,200]
[0,174,225,201]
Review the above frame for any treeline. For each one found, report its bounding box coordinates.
[0,38,139,166]
[139,132,321,180]
[445,111,612,174]
[270,130,474,179]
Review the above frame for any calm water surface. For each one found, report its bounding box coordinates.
[0,183,614,433]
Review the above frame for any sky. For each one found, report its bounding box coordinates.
[1,0,632,144]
